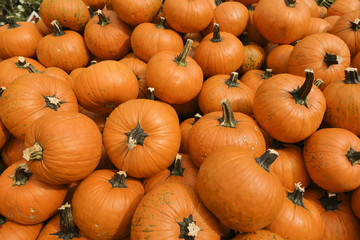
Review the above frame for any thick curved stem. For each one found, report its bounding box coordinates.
[97,10,110,27]
[23,141,43,162]
[51,20,65,37]
[346,147,360,166]
[108,171,128,188]
[174,39,193,67]
[218,99,238,128]
[51,203,81,240]
[344,67,360,84]
[6,16,20,29]
[177,214,201,239]
[168,154,185,176]
[9,163,32,186]
[156,17,166,29]
[125,123,148,150]
[225,72,239,87]
[287,182,305,208]
[289,68,314,108]
[24,63,41,73]
[211,23,222,43]
[324,52,343,67]
[87,6,95,18]
[319,192,341,211]
[255,149,279,172]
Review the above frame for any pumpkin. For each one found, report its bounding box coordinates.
[288,33,351,90]
[143,153,198,193]
[72,170,144,240]
[163,0,214,33]
[73,60,139,114]
[304,17,331,37]
[268,140,310,191]
[305,188,360,240]
[352,186,360,218]
[84,10,132,60]
[35,18,53,36]
[179,114,202,154]
[170,94,201,119]
[234,230,285,240]
[303,127,360,193]
[265,44,293,74]
[1,136,24,167]
[266,183,323,240]
[69,60,97,82]
[240,68,273,93]
[23,111,103,185]
[36,20,90,73]
[37,203,91,240]
[131,182,222,239]
[323,68,360,135]
[198,72,254,115]
[246,5,268,47]
[118,53,148,98]
[0,215,43,240]
[0,56,45,88]
[145,87,179,121]
[197,146,284,232]
[0,161,68,225]
[331,11,360,57]
[103,98,181,178]
[253,0,311,44]
[238,32,266,74]
[188,99,266,168]
[184,32,203,58]
[82,0,106,10]
[253,69,326,143]
[324,15,341,32]
[0,119,10,150]
[111,0,162,26]
[303,0,321,17]
[78,105,107,132]
[194,23,244,77]
[39,0,90,31]
[0,72,78,140]
[201,0,249,37]
[24,63,73,87]
[326,0,360,17]
[0,16,42,59]
[146,39,203,104]
[131,17,184,62]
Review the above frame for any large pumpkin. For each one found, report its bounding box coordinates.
[0,215,43,240]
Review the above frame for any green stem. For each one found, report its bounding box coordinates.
[211,23,222,43]
[15,56,27,69]
[43,94,66,111]
[261,69,272,79]
[0,215,5,225]
[51,20,65,37]
[287,182,305,208]
[218,99,238,128]
[324,52,343,67]
[97,9,110,27]
[24,63,41,73]
[6,16,20,28]
[224,72,240,87]
[51,203,81,240]
[191,113,202,125]
[156,17,166,29]
[177,214,201,240]
[174,39,193,67]
[269,139,286,150]
[240,32,250,46]
[284,0,297,7]
[350,19,360,31]
[215,0,223,6]
[344,67,360,84]
[10,163,32,186]
[255,149,279,172]
[289,68,314,108]
[125,123,148,150]
[314,79,324,88]
[168,154,185,177]
[87,6,95,18]
[108,171,128,188]
[146,87,155,100]
[345,147,360,166]
[319,192,341,211]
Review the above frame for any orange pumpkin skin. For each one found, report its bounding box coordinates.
[111,0,162,26]
[253,71,326,143]
[36,21,90,73]
[303,0,320,17]
[0,73,78,140]
[78,105,107,132]
[82,0,106,10]
[238,36,266,74]
[0,18,42,59]
[324,15,341,32]
[131,17,183,62]
[304,17,330,37]
[305,188,360,240]
[72,170,144,240]
[326,0,360,17]
[198,73,254,115]
[234,230,285,240]
[179,115,202,154]
[331,11,360,57]
[240,68,273,93]
[0,120,10,150]
[103,99,181,178]
[288,33,351,90]
[197,146,285,232]
[143,153,198,193]
[170,95,201,119]
[35,18,53,36]
[0,57,45,88]
[163,0,214,33]
[118,53,148,98]
[39,0,90,31]
[23,111,103,185]
[0,161,68,225]
[266,184,323,240]
[84,10,132,60]
[0,217,43,240]
[266,45,293,74]
[146,43,204,104]
[303,128,360,193]
[131,183,222,239]
[74,60,139,114]
[184,32,203,59]
[195,25,244,77]
[1,136,24,167]
[352,186,360,218]
[246,8,268,47]
[253,0,311,44]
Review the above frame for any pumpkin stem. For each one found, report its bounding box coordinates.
[345,147,360,166]
[218,99,238,128]
[215,0,223,6]
[269,139,286,150]
[90,60,97,66]
[87,6,95,18]
[289,68,314,108]
[15,56,27,69]
[168,154,185,177]
[255,149,279,172]
[225,72,240,87]
[0,86,5,98]
[287,182,306,208]
[240,32,250,46]
[51,20,65,37]
[0,215,5,225]
[108,171,128,188]
[261,69,273,79]
[350,19,360,31]
[284,0,297,7]
[319,192,341,211]
[314,79,324,88]
[247,4,255,11]
[344,67,360,84]
[177,214,201,239]
[125,122,148,151]
[9,163,32,186]
[146,87,155,100]
[211,23,222,43]
[156,17,167,29]
[191,113,202,125]
[23,63,41,73]
[97,10,110,27]
[6,16,20,29]
[50,203,82,240]
[23,141,43,162]
[324,52,343,67]
[174,39,193,67]
[43,94,66,111]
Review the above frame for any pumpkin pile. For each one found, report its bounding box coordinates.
[2,0,360,239]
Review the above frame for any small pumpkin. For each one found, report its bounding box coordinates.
[240,68,273,93]
[304,17,331,37]
[234,230,285,240]
[352,186,360,218]
[179,114,202,154]
[1,136,24,167]
[265,45,293,74]
[326,0,360,17]
[0,119,10,150]
[0,215,43,240]
[238,32,266,74]
[81,0,106,10]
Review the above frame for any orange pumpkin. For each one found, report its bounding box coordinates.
[326,0,360,17]
[0,216,43,240]
[1,136,24,167]
[179,114,202,154]
[265,45,293,74]
[238,32,266,74]
[234,230,284,240]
